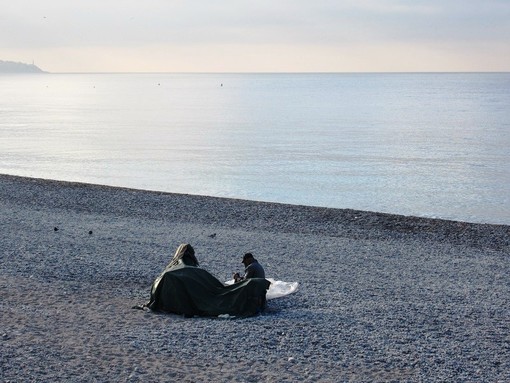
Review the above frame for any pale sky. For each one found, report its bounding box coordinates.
[2,0,510,72]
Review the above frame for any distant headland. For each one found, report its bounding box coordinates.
[0,60,46,73]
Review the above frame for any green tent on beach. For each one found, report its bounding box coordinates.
[146,244,270,317]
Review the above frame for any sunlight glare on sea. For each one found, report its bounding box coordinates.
[1,72,509,224]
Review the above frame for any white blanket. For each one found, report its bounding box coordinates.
[225,278,299,300]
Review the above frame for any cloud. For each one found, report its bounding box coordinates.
[2,0,509,71]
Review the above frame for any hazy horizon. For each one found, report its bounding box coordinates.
[3,1,510,73]
[23,71,510,75]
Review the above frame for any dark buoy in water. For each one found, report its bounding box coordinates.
[88,230,93,235]
[54,227,58,232]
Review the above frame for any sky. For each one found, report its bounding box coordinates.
[2,0,510,73]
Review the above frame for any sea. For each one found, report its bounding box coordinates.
[1,72,509,225]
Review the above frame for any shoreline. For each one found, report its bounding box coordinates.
[2,171,508,227]
[1,173,509,382]
[2,173,509,250]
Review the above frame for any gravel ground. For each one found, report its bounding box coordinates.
[1,174,509,382]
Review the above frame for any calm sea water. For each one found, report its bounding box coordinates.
[1,73,509,225]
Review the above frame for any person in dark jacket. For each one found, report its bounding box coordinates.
[234,253,265,282]
[142,244,270,317]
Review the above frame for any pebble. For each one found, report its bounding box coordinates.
[1,174,508,382]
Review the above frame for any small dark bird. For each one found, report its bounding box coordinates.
[88,230,93,235]
[208,233,217,238]
[54,227,58,231]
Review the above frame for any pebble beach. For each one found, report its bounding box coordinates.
[1,173,509,382]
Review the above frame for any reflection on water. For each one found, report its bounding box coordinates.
[1,73,509,224]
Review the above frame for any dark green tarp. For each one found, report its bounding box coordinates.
[146,244,270,317]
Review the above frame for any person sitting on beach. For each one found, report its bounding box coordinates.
[164,243,199,268]
[233,252,265,283]
[141,245,270,317]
